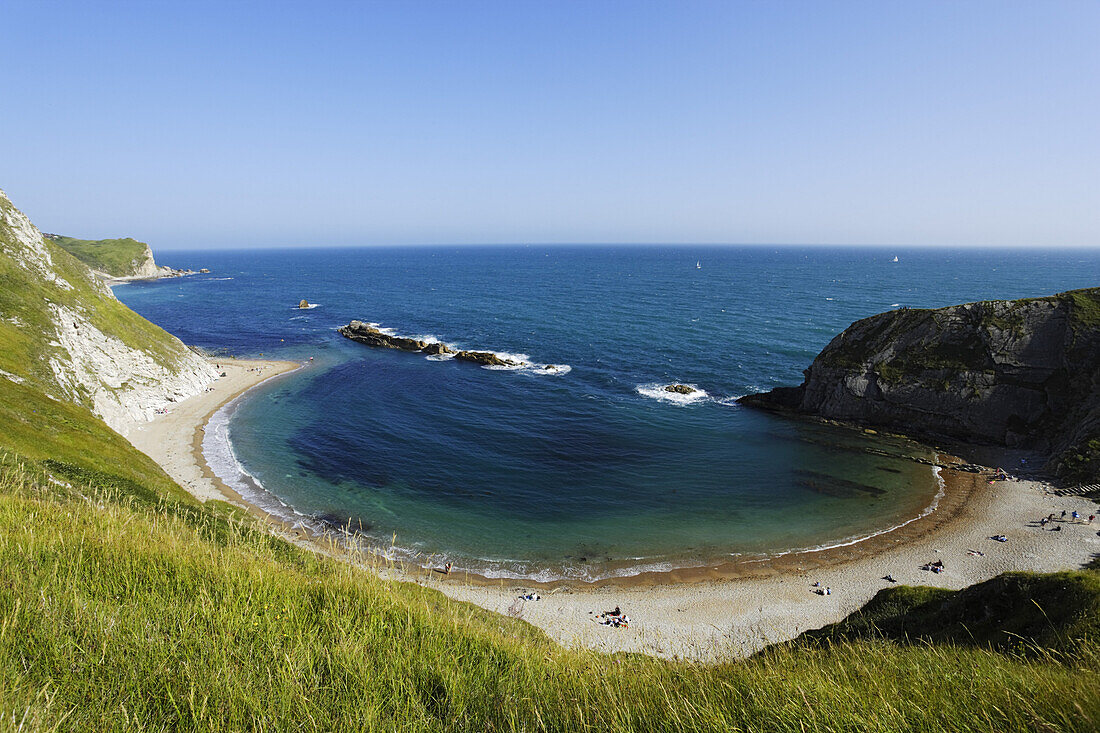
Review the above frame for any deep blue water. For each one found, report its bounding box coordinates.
[116,246,1100,580]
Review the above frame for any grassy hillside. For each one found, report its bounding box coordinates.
[0,193,194,404]
[801,571,1100,656]
[3,191,1098,730]
[46,234,154,277]
[0,372,1098,731]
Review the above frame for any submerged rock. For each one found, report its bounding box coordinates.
[664,384,697,395]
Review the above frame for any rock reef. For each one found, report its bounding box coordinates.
[665,384,697,395]
[739,289,1100,482]
[338,321,524,367]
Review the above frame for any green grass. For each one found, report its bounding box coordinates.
[3,190,1099,730]
[1,461,1097,732]
[0,370,1097,731]
[802,571,1100,656]
[46,234,152,277]
[0,194,191,403]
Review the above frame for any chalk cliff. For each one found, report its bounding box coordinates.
[0,189,216,435]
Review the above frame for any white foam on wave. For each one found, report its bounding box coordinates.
[529,363,571,375]
[361,322,571,375]
[636,383,709,405]
[202,379,321,534]
[480,351,531,370]
[290,303,320,310]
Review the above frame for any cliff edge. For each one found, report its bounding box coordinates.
[0,189,216,434]
[45,233,197,280]
[740,290,1100,482]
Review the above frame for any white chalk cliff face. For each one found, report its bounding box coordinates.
[0,188,216,436]
[121,243,162,279]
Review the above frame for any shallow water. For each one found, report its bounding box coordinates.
[117,245,1100,579]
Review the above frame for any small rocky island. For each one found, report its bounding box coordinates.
[298,299,312,309]
[739,288,1100,482]
[338,320,525,367]
[664,384,698,395]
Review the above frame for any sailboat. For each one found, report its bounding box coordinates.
[696,260,701,269]
[892,256,899,263]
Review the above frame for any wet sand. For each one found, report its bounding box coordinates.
[127,357,1100,661]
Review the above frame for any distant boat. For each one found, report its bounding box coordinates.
[892,256,899,262]
[696,260,701,269]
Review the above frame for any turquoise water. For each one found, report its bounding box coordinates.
[116,246,1100,580]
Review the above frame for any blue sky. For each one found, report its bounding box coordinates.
[1,1,1098,248]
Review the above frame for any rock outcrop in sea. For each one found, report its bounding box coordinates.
[44,232,197,281]
[338,320,524,367]
[665,384,697,395]
[739,289,1100,482]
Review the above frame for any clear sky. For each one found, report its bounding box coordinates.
[1,1,1098,249]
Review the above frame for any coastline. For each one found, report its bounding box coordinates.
[129,356,1100,661]
[128,357,301,505]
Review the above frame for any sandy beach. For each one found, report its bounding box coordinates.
[128,357,301,505]
[129,357,1100,662]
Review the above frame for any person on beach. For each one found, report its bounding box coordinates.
[1072,511,1080,522]
[1061,510,1067,519]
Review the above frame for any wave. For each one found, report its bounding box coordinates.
[360,321,570,375]
[290,303,320,310]
[636,383,709,405]
[202,384,322,534]
[207,383,950,583]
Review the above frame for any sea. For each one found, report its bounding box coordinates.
[115,246,1100,581]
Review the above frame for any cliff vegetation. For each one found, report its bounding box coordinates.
[45,234,157,278]
[742,289,1100,483]
[1,190,1097,730]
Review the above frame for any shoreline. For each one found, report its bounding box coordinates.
[129,357,1100,661]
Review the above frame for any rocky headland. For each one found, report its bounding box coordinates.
[1,191,216,434]
[740,289,1100,483]
[338,320,524,367]
[44,233,200,282]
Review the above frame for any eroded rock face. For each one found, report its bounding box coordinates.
[664,384,697,395]
[338,321,522,367]
[740,290,1100,482]
[453,350,517,367]
[0,189,217,435]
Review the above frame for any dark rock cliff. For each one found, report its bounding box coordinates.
[740,288,1100,483]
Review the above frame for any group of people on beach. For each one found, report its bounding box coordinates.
[595,606,630,628]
